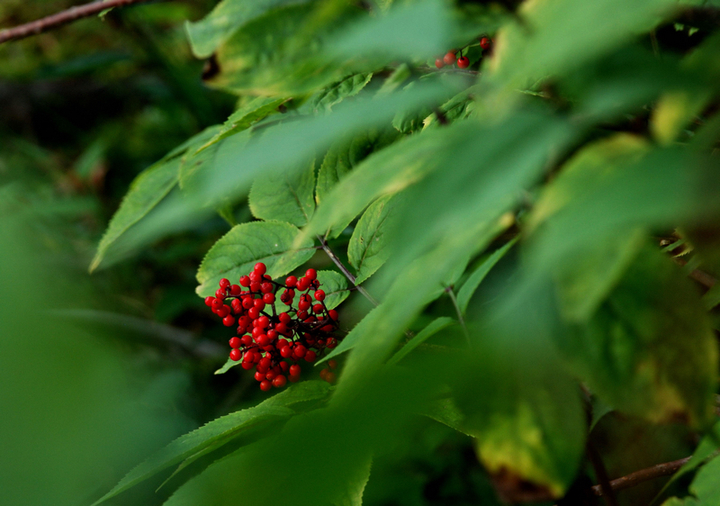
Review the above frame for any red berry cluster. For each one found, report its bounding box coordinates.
[434,37,493,70]
[204,262,341,391]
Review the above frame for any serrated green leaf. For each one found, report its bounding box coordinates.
[185,0,314,59]
[348,194,397,284]
[316,270,349,310]
[196,221,315,297]
[374,63,411,97]
[387,317,454,366]
[333,456,372,506]
[208,2,361,96]
[249,159,316,226]
[308,73,374,114]
[89,126,223,272]
[196,97,288,154]
[456,238,516,316]
[91,381,331,505]
[90,157,181,272]
[90,405,292,506]
[179,129,251,193]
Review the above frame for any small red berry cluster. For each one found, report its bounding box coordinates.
[434,37,492,70]
[204,262,341,391]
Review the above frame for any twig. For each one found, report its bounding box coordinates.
[671,257,717,290]
[444,285,470,346]
[591,456,692,497]
[587,444,620,506]
[0,0,158,44]
[317,235,379,307]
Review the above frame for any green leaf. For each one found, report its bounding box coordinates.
[333,456,372,506]
[316,270,349,310]
[374,63,411,97]
[564,245,717,426]
[214,357,240,375]
[249,158,316,226]
[195,221,315,297]
[662,454,720,506]
[467,358,585,500]
[456,238,516,316]
[387,317,455,366]
[486,0,676,95]
[90,406,292,506]
[208,2,360,96]
[185,0,314,59]
[196,97,288,154]
[90,157,181,272]
[307,73,374,114]
[348,194,397,284]
[91,381,331,505]
[179,129,251,193]
[319,217,503,367]
[653,420,720,504]
[315,128,401,206]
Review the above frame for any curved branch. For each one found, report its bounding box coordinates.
[591,456,692,497]
[0,0,159,44]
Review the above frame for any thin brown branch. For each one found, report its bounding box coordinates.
[591,456,691,497]
[671,257,717,290]
[317,235,379,307]
[587,444,620,506]
[0,0,158,44]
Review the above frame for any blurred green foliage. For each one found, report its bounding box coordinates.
[4,0,720,505]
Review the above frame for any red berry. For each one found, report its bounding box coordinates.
[242,297,254,309]
[229,337,242,349]
[435,58,444,69]
[248,307,259,319]
[254,299,266,311]
[293,345,307,359]
[319,369,328,380]
[297,279,309,291]
[314,290,325,301]
[205,296,215,307]
[443,51,456,65]
[326,338,337,349]
[328,359,338,369]
[241,335,252,346]
[275,322,288,334]
[211,298,223,310]
[217,307,230,318]
[305,268,317,280]
[285,276,297,288]
[305,350,317,362]
[280,346,293,358]
[219,278,230,290]
[261,282,273,294]
[229,348,242,361]
[272,375,287,388]
[215,288,225,299]
[254,262,267,275]
[289,374,300,383]
[289,364,301,376]
[297,310,308,320]
[457,56,470,69]
[249,271,261,283]
[325,371,336,383]
[313,303,324,314]
[280,361,289,372]
[267,330,278,340]
[250,281,261,292]
[279,312,291,323]
[256,334,269,347]
[241,361,253,370]
[260,380,272,391]
[255,371,265,382]
[328,309,339,321]
[230,284,242,296]
[298,299,310,311]
[239,275,250,287]
[480,37,492,50]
